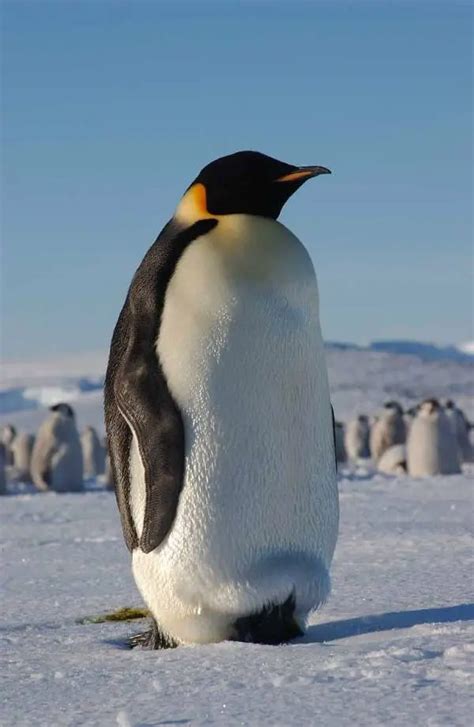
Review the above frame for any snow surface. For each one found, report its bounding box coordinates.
[1,348,473,725]
[2,471,473,726]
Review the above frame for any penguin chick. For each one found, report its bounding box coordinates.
[444,400,474,463]
[81,426,106,478]
[31,403,84,492]
[377,444,407,475]
[0,424,16,466]
[344,415,371,461]
[9,432,35,483]
[407,398,461,476]
[370,401,406,463]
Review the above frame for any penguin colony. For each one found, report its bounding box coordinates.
[3,395,468,494]
[1,405,112,492]
[337,397,471,475]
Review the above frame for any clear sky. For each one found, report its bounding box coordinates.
[1,0,472,360]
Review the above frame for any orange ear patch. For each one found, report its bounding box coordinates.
[176,183,215,223]
[188,183,209,215]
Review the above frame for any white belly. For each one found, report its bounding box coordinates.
[130,215,339,643]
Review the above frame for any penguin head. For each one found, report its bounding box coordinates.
[383,400,403,416]
[50,402,75,419]
[445,399,455,410]
[0,424,17,445]
[178,151,331,221]
[419,398,440,417]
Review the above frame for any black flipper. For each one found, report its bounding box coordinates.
[104,218,218,554]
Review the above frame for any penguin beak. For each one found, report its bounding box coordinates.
[275,166,331,183]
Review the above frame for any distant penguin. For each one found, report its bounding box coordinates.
[377,444,407,475]
[0,424,16,465]
[407,399,461,476]
[445,400,474,463]
[105,150,338,648]
[344,415,370,461]
[9,432,35,482]
[31,403,84,492]
[100,436,114,490]
[370,401,406,463]
[403,405,418,435]
[0,443,7,495]
[334,421,347,464]
[103,452,114,490]
[81,426,106,478]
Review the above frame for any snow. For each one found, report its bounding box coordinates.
[1,348,473,725]
[458,341,474,356]
[1,472,473,726]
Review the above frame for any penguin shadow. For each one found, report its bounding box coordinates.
[301,602,474,644]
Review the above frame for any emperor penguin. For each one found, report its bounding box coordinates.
[105,150,338,648]
[81,426,106,478]
[369,401,406,463]
[444,400,474,463]
[9,432,35,482]
[344,415,370,461]
[407,399,461,476]
[31,403,84,492]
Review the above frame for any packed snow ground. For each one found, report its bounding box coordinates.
[2,470,473,727]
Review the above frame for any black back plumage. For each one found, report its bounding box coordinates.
[104,218,217,553]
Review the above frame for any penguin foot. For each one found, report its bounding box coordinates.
[232,593,304,645]
[129,619,178,650]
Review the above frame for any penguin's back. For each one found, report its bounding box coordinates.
[130,215,339,642]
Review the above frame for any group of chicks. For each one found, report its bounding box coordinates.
[335,399,473,477]
[0,403,113,495]
[1,397,471,494]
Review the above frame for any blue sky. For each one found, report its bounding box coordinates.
[1,0,472,359]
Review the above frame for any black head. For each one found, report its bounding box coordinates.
[445,399,455,410]
[420,398,440,414]
[190,150,331,220]
[50,402,75,418]
[384,400,403,415]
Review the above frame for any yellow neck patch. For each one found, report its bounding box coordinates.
[175,183,216,224]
